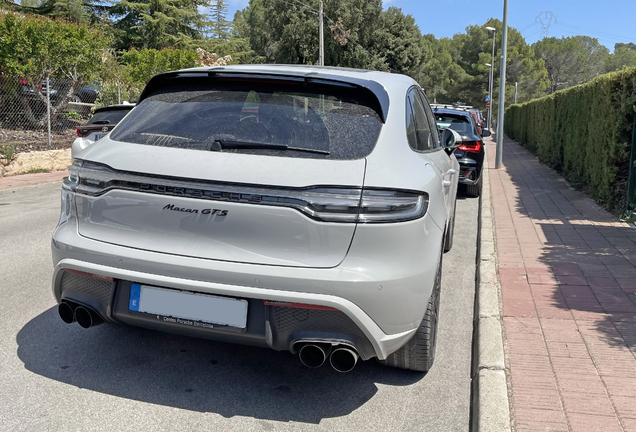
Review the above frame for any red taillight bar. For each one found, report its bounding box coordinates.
[63,268,113,282]
[458,141,482,153]
[264,300,338,311]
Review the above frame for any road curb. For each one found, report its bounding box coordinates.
[0,169,67,190]
[471,145,512,432]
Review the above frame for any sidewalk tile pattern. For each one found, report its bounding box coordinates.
[487,137,636,432]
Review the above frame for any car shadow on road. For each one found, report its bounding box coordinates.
[17,307,424,424]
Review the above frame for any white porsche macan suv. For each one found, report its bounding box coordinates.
[52,65,460,373]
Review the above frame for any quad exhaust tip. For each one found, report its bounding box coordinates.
[298,344,331,368]
[297,343,359,372]
[73,306,104,329]
[330,347,358,373]
[58,302,76,324]
[58,302,103,328]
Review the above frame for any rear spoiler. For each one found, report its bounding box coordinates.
[137,69,390,123]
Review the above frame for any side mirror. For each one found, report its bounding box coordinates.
[441,128,462,150]
[481,129,492,137]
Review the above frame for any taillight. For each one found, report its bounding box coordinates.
[358,189,428,223]
[67,160,430,224]
[458,141,482,153]
[76,127,90,137]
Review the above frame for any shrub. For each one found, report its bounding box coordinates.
[0,144,16,165]
[505,67,636,213]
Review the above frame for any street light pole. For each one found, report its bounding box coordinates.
[318,0,324,66]
[495,0,509,169]
[485,26,496,130]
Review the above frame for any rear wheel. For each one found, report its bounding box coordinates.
[465,179,481,198]
[378,255,442,372]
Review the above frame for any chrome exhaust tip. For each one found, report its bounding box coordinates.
[74,306,104,329]
[329,347,358,373]
[58,302,76,324]
[299,344,331,368]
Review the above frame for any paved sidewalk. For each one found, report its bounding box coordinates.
[486,136,636,432]
[0,170,67,190]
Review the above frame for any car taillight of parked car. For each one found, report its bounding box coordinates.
[76,127,89,137]
[457,141,482,153]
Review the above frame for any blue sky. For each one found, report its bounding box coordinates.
[226,0,636,52]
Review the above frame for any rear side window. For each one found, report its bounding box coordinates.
[406,89,432,151]
[87,110,130,125]
[110,80,383,160]
[417,89,440,149]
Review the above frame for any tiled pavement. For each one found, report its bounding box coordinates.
[0,170,67,190]
[486,136,636,432]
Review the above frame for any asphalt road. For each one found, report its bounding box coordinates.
[0,181,478,432]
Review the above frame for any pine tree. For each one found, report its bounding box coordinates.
[50,0,87,23]
[209,0,231,40]
[112,0,211,49]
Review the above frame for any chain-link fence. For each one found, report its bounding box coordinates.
[0,76,95,150]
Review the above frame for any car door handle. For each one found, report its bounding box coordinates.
[443,179,452,188]
[447,169,456,175]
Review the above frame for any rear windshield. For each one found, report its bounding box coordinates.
[88,110,130,125]
[435,114,474,135]
[109,80,383,160]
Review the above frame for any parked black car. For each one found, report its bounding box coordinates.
[433,107,490,197]
[73,82,101,104]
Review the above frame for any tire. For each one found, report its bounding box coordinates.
[378,255,442,372]
[465,180,481,198]
[443,202,456,253]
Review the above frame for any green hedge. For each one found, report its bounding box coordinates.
[505,67,636,213]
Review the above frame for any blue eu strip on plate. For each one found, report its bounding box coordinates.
[129,284,141,311]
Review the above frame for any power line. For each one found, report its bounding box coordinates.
[557,27,634,48]
[518,22,538,33]
[557,22,636,45]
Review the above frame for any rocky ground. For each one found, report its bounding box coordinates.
[1,148,71,177]
[0,128,76,152]
[0,127,75,177]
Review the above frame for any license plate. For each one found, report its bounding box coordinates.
[94,134,106,141]
[129,284,248,328]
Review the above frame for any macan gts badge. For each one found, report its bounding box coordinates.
[163,203,228,216]
[51,64,461,373]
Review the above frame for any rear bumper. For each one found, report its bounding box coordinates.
[457,157,482,185]
[52,212,443,360]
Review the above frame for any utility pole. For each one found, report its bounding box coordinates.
[514,82,518,103]
[486,26,496,130]
[495,0,509,169]
[46,75,51,147]
[318,0,324,66]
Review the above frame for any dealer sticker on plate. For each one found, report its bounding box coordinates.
[129,284,248,329]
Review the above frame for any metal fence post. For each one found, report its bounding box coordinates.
[46,75,51,147]
[117,84,121,105]
[627,113,636,216]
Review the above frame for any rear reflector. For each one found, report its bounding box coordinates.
[63,268,113,282]
[264,300,338,311]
